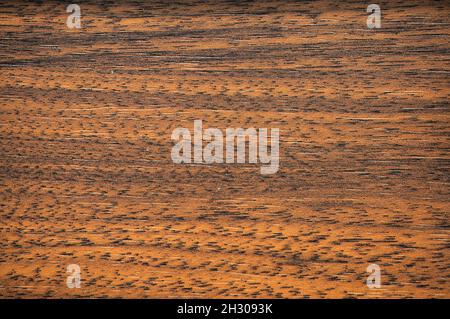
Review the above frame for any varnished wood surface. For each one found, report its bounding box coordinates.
[0,0,449,298]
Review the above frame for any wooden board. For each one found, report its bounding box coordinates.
[0,0,449,298]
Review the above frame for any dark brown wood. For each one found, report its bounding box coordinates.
[0,0,449,298]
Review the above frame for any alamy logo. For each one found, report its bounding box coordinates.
[367,4,381,29]
[171,120,279,174]
[66,264,81,289]
[66,4,81,29]
[366,264,381,289]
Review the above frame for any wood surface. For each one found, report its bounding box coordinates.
[0,0,449,298]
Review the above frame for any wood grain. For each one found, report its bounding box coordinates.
[0,0,449,298]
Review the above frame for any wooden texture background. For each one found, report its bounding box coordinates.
[0,0,449,298]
